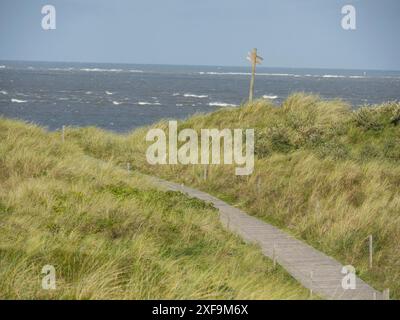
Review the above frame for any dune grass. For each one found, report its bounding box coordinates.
[64,93,400,299]
[0,118,310,299]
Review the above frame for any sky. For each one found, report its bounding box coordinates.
[0,0,399,70]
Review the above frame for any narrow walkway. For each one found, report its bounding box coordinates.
[149,176,385,300]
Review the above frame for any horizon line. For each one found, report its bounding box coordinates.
[1,58,399,73]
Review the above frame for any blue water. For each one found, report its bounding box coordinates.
[1,61,400,132]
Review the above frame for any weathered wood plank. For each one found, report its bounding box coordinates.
[149,176,385,300]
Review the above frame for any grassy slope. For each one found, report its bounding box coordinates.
[65,93,400,299]
[0,118,309,299]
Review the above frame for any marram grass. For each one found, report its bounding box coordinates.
[64,93,400,299]
[0,118,309,299]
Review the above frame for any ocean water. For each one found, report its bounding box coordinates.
[1,61,400,132]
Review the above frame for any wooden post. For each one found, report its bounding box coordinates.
[247,48,263,102]
[368,235,373,269]
[249,48,257,102]
[256,175,261,196]
[61,125,65,143]
[127,163,131,172]
[203,165,208,181]
[272,244,276,268]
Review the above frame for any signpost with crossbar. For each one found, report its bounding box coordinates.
[247,48,263,102]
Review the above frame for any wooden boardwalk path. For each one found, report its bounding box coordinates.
[149,176,385,300]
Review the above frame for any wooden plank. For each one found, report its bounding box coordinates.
[148,175,385,300]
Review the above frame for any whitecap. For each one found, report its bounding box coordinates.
[199,71,297,77]
[0,90,7,95]
[105,91,113,95]
[200,72,250,76]
[11,98,27,103]
[0,65,6,69]
[349,76,366,79]
[209,102,237,107]
[184,93,208,98]
[172,93,180,96]
[322,75,346,78]
[80,68,123,73]
[259,73,296,77]
[49,67,75,71]
[137,101,161,106]
[263,95,278,100]
[112,101,122,105]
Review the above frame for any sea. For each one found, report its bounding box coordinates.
[1,61,400,132]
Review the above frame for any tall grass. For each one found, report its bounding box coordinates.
[0,118,309,299]
[65,93,400,299]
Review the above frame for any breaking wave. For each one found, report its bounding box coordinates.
[81,68,143,73]
[48,67,75,71]
[199,71,372,79]
[11,98,27,103]
[263,95,278,100]
[322,75,346,78]
[183,93,208,98]
[137,101,162,106]
[199,71,296,77]
[81,68,123,72]
[209,102,237,107]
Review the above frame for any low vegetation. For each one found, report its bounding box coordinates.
[65,93,400,299]
[0,118,309,299]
